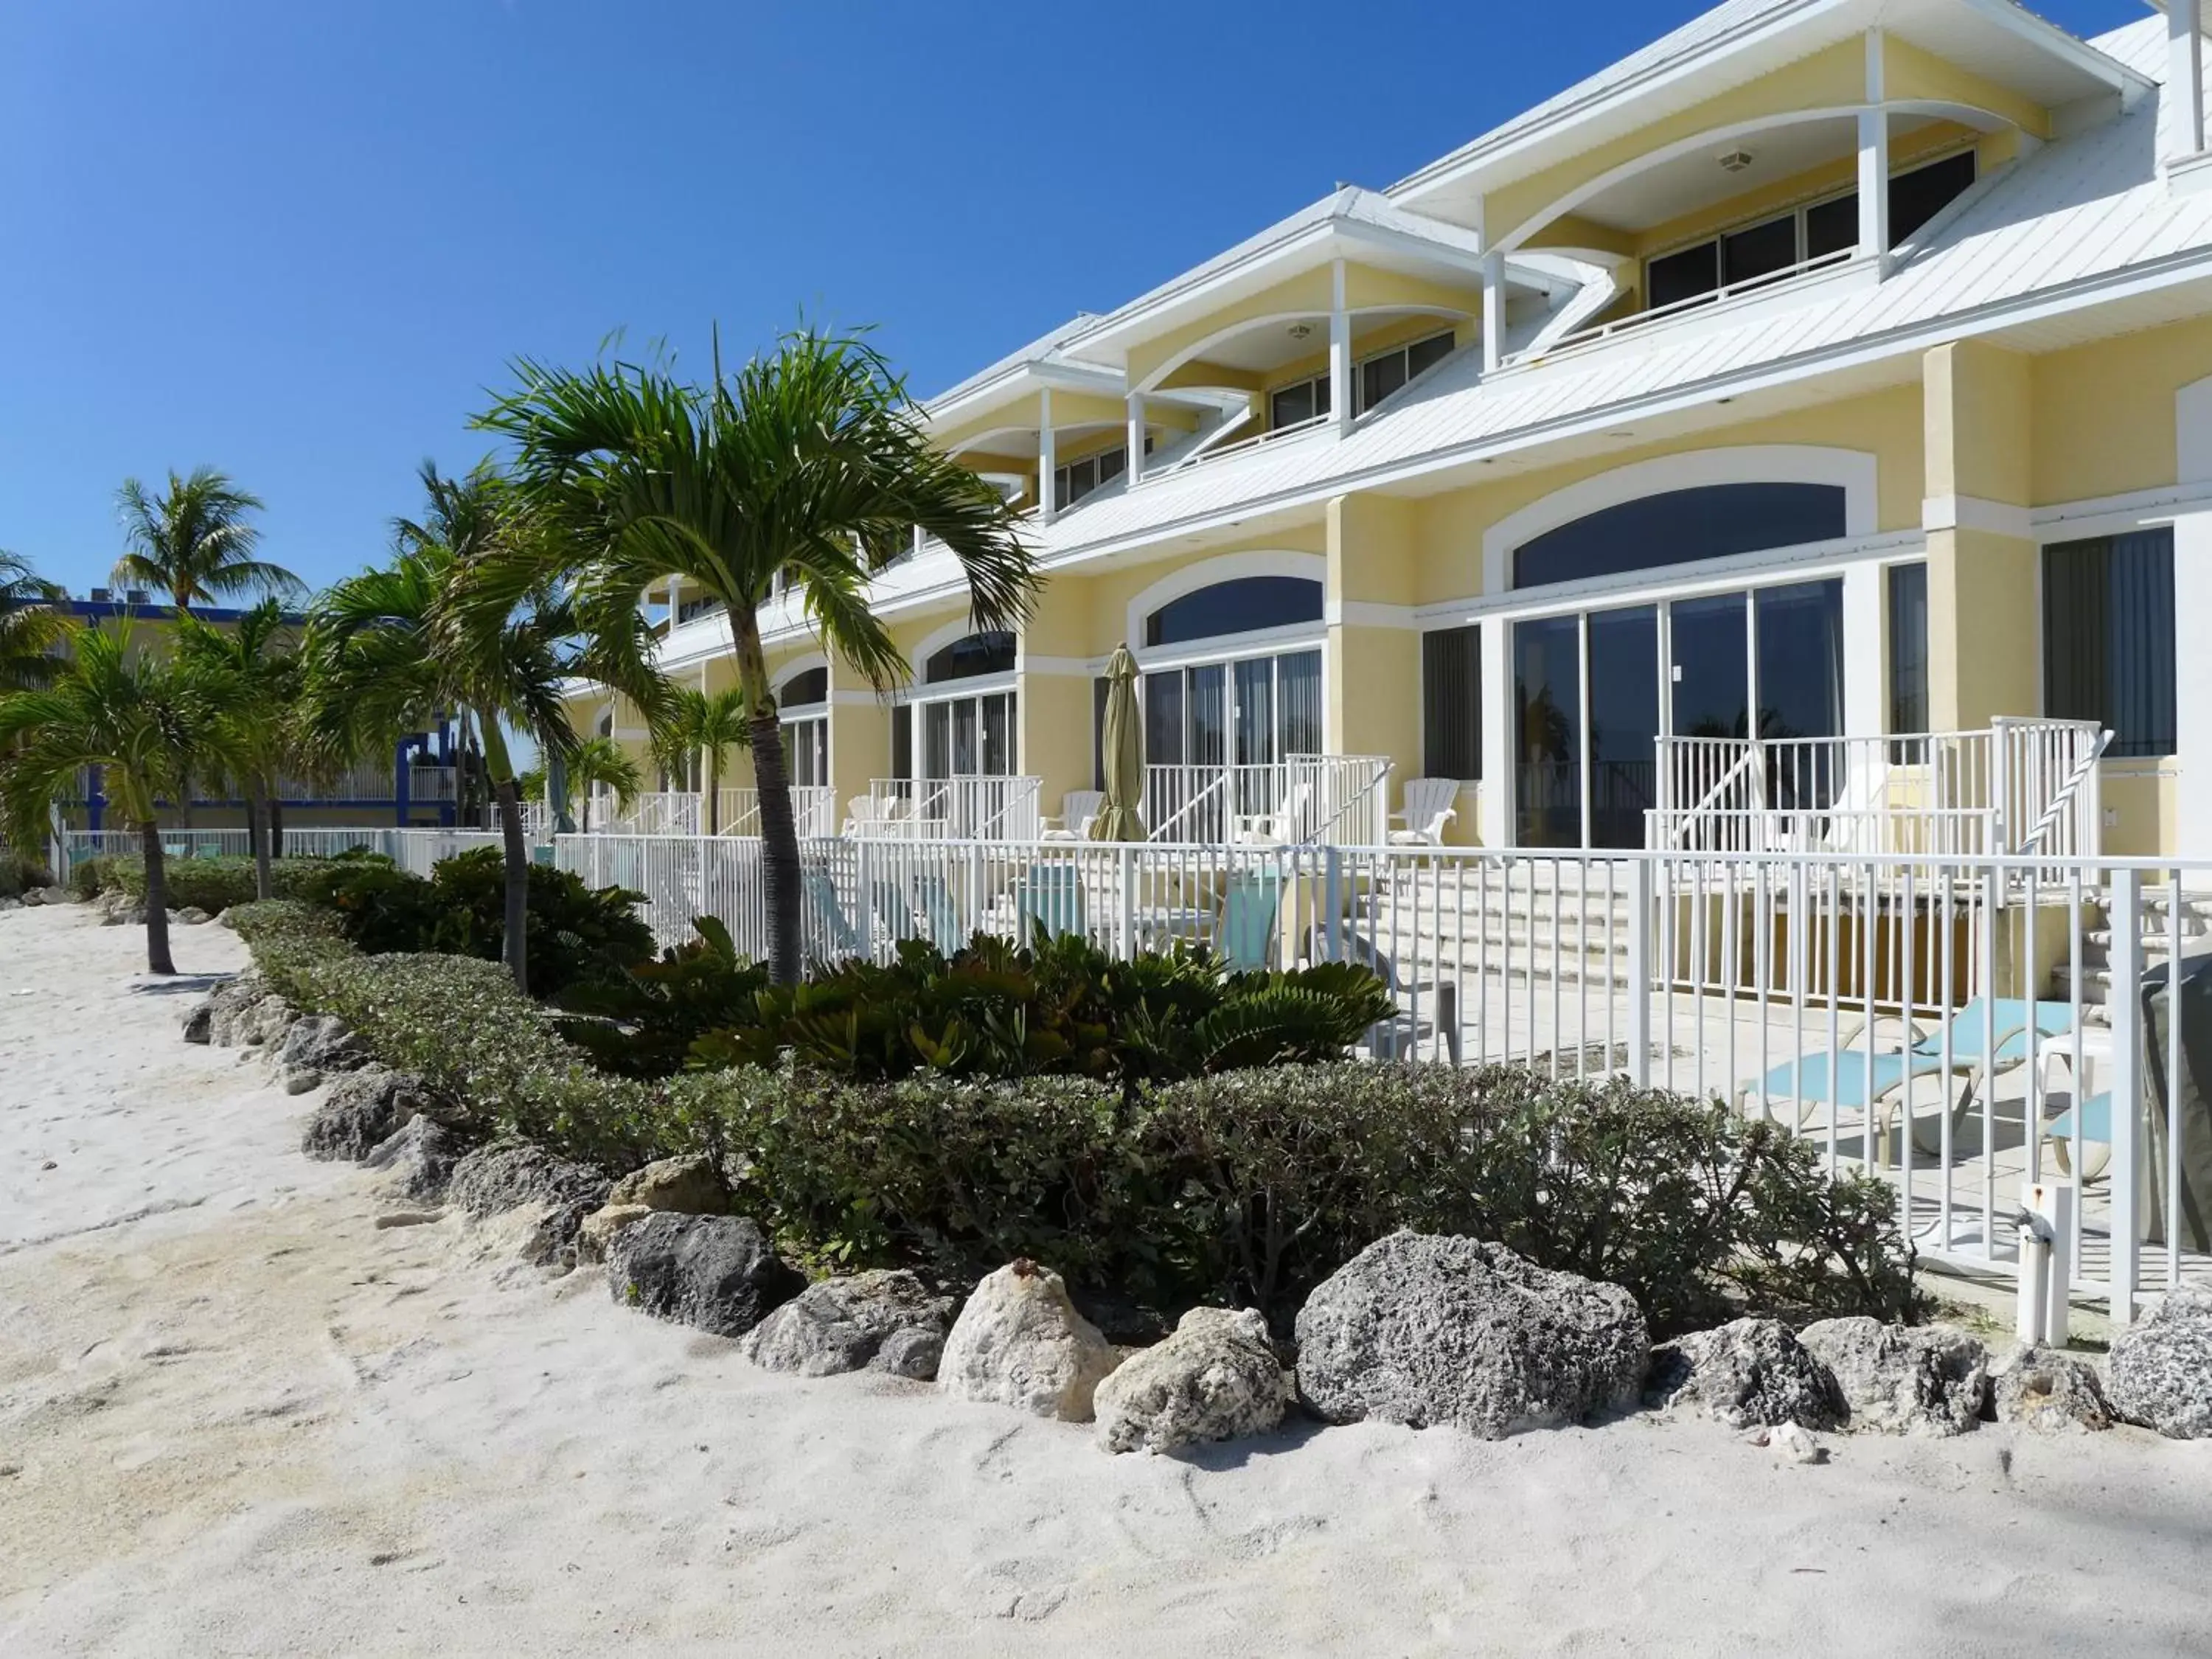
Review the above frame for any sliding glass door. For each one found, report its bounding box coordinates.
[1512,578,1843,848]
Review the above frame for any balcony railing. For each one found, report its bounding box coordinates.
[863,776,1043,841]
[1651,720,2111,858]
[1516,246,1858,366]
[717,785,838,839]
[1142,755,1392,846]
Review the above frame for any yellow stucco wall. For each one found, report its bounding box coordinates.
[2031,313,2212,504]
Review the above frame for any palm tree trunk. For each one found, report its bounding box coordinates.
[268,796,285,860]
[249,782,274,901]
[138,818,175,975]
[706,748,722,836]
[479,718,531,995]
[735,620,799,982]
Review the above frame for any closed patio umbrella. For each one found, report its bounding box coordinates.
[1089,642,1146,842]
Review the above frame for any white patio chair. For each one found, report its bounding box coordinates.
[1044,789,1105,842]
[841,795,906,837]
[1233,781,1313,845]
[1388,777,1461,846]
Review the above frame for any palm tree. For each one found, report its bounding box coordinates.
[305,461,663,993]
[0,552,72,696]
[476,327,1036,981]
[569,734,642,833]
[114,468,301,614]
[651,685,749,834]
[175,600,306,900]
[0,625,234,973]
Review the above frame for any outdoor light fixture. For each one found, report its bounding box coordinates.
[1717,149,1755,172]
[1287,322,1313,340]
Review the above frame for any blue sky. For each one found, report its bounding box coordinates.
[0,0,2146,599]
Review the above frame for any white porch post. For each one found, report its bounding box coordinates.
[665,574,680,625]
[1126,393,1145,484]
[1329,257,1353,434]
[1037,386,1057,523]
[2169,0,2206,165]
[1858,28,1891,268]
[1481,248,1505,374]
[1478,613,1512,846]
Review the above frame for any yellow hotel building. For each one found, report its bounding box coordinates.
[574,0,2212,864]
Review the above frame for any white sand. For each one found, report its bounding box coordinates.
[4,904,2211,1657]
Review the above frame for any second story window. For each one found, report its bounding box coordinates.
[1269,372,1332,431]
[1054,445,1127,510]
[1357,330,1456,415]
[1644,150,1978,315]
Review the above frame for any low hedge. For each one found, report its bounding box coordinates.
[0,850,49,898]
[230,908,1922,1336]
[79,855,352,914]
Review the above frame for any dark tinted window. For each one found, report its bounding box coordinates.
[1144,576,1324,647]
[1722,215,1798,285]
[1408,330,1455,379]
[780,667,828,706]
[1890,150,1976,244]
[922,630,1017,684]
[1513,482,1848,588]
[2045,530,2176,758]
[1806,192,1859,260]
[1888,563,1928,736]
[1422,625,1481,780]
[1647,242,1719,310]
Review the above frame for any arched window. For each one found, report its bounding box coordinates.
[1144,576,1324,647]
[1512,482,1847,589]
[923,630,1016,683]
[779,667,828,707]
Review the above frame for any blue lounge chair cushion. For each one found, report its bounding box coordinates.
[1755,1048,1954,1109]
[2048,1093,2112,1145]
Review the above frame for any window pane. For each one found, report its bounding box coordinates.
[1097,446,1125,484]
[1144,575,1324,647]
[1721,214,1798,286]
[1756,580,1846,807]
[980,693,1012,776]
[1270,380,1313,429]
[1647,242,1719,310]
[1806,192,1858,260]
[1408,330,1455,379]
[923,702,950,779]
[1514,482,1847,589]
[1189,665,1226,765]
[951,699,978,775]
[1279,650,1323,755]
[780,667,827,707]
[1314,373,1331,418]
[1890,150,1976,245]
[2045,531,2176,758]
[1888,562,1929,736]
[1422,625,1481,780]
[1234,657,1276,766]
[893,702,914,779]
[1587,606,1659,849]
[1360,351,1407,414]
[1514,615,1583,847]
[924,630,1017,683]
[1671,592,1749,741]
[1144,670,1186,767]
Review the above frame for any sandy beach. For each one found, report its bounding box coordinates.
[4,900,2211,1658]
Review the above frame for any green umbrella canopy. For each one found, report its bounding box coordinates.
[1089,642,1146,842]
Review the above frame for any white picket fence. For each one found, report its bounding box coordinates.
[51,820,2212,1329]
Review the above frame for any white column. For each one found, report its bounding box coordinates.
[1126,393,1145,484]
[1858,28,1891,268]
[1329,257,1353,434]
[1478,613,1511,846]
[1481,249,1505,374]
[1037,386,1057,522]
[2170,0,2206,165]
[665,574,681,626]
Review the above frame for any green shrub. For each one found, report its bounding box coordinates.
[70,855,116,898]
[94,855,352,915]
[586,930,1394,1088]
[302,846,653,998]
[0,849,49,897]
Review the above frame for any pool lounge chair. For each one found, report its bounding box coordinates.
[1018,863,1088,943]
[802,868,867,962]
[1214,867,1285,973]
[1742,997,2076,1162]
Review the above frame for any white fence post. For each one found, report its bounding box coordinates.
[2107,867,2144,1326]
[1323,844,1343,963]
[1627,857,1653,1088]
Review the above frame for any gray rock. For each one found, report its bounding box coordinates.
[282,1067,322,1095]
[939,1259,1121,1422]
[0,896,21,912]
[1989,1343,2112,1433]
[198,976,268,1046]
[1798,1318,1989,1436]
[1646,1317,1844,1430]
[576,1203,654,1264]
[448,1143,611,1263]
[740,1270,956,1379]
[607,1152,728,1215]
[363,1116,462,1203]
[242,995,299,1048]
[605,1213,804,1338]
[277,1014,369,1077]
[302,1067,425,1163]
[1294,1231,1649,1440]
[175,905,212,925]
[2107,1286,2212,1439]
[1093,1306,1289,1455]
[872,1327,947,1382]
[30,886,71,905]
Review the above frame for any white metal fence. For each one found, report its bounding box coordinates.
[1141,754,1392,846]
[52,818,2212,1328]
